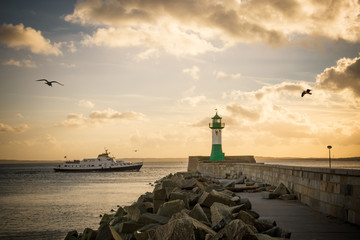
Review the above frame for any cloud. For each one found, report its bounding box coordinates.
[78,99,95,108]
[225,82,309,101]
[316,55,360,98]
[226,103,261,121]
[0,23,62,55]
[0,123,29,133]
[65,0,360,56]
[57,108,144,127]
[180,95,206,107]
[89,108,144,120]
[183,66,200,81]
[136,48,159,60]
[80,24,219,56]
[2,58,37,68]
[214,71,241,80]
[16,113,24,118]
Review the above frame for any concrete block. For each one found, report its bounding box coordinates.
[340,184,353,196]
[329,175,341,183]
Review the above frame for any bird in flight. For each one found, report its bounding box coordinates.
[36,79,64,87]
[301,89,312,97]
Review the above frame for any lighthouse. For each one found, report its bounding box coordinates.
[209,110,225,161]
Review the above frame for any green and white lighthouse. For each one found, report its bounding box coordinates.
[209,110,225,161]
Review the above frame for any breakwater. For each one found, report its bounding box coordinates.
[188,156,360,226]
[64,171,291,240]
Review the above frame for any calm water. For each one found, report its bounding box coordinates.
[0,161,187,240]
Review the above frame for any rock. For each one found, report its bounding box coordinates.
[110,215,127,227]
[137,212,169,225]
[115,207,126,217]
[161,179,180,189]
[137,192,154,203]
[261,191,280,199]
[153,188,167,213]
[198,190,235,207]
[117,221,144,233]
[210,202,234,229]
[235,210,255,226]
[229,204,247,214]
[279,194,297,200]
[226,186,259,192]
[95,224,114,240]
[64,230,79,240]
[108,226,122,240]
[235,176,245,184]
[254,219,277,233]
[134,224,159,240]
[262,226,291,238]
[246,181,255,186]
[151,214,216,240]
[273,183,291,196]
[100,214,115,225]
[219,179,236,188]
[188,203,211,225]
[180,178,198,190]
[240,197,252,210]
[81,228,97,240]
[169,191,190,209]
[124,202,148,222]
[231,195,240,203]
[153,188,167,200]
[157,199,186,218]
[210,219,258,240]
[246,210,260,219]
[255,183,268,188]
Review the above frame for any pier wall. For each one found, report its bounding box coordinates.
[188,157,360,226]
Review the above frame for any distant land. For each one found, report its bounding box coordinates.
[1,157,359,164]
[255,156,360,162]
[0,158,188,164]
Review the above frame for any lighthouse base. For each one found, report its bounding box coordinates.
[209,144,225,161]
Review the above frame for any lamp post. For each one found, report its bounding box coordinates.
[327,145,332,168]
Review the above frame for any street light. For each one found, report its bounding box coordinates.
[327,145,332,168]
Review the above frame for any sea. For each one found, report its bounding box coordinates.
[0,161,187,240]
[0,158,359,240]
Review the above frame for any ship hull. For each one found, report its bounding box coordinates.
[54,164,142,172]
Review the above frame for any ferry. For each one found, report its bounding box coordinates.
[54,150,143,172]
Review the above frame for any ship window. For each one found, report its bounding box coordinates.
[92,165,94,167]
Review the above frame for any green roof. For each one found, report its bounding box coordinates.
[212,113,222,119]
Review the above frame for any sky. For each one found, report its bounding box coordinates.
[0,0,359,160]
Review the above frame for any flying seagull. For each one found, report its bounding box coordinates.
[301,89,312,97]
[36,79,64,87]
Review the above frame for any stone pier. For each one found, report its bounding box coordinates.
[188,156,360,226]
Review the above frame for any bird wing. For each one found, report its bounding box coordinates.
[50,81,64,86]
[36,79,48,82]
[301,91,305,97]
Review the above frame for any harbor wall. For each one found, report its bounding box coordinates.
[188,157,360,226]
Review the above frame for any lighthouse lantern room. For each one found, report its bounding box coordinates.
[209,110,225,161]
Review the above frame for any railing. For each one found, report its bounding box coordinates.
[209,122,225,128]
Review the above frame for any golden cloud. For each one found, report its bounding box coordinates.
[0,123,29,133]
[316,55,360,98]
[0,23,62,55]
[57,108,145,127]
[65,0,360,56]
[2,58,37,68]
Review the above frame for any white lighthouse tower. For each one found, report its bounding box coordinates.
[209,110,225,161]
